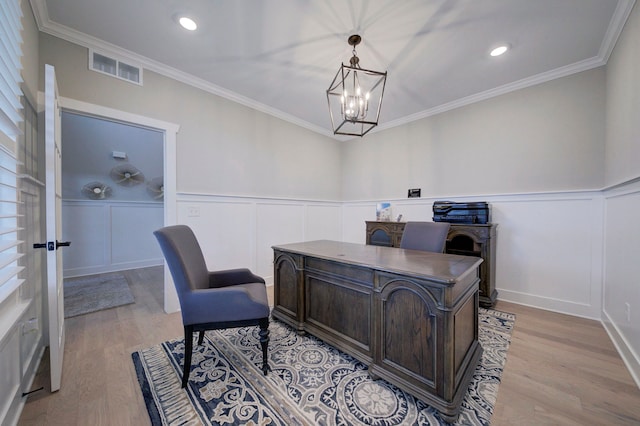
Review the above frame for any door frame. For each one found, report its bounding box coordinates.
[59,97,181,313]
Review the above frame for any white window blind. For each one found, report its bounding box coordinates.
[0,0,23,140]
[0,0,24,301]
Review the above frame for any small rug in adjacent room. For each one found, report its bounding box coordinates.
[132,308,515,425]
[64,272,134,318]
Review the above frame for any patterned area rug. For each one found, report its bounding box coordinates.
[64,273,134,318]
[132,308,514,425]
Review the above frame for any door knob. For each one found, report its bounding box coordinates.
[56,240,71,249]
[32,241,71,251]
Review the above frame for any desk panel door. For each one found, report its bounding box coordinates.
[374,277,440,393]
[305,273,372,360]
[273,251,304,331]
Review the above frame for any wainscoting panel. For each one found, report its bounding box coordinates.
[256,203,306,279]
[19,301,41,376]
[602,180,640,387]
[0,325,20,424]
[62,200,164,277]
[381,201,433,223]
[176,196,342,288]
[305,204,342,242]
[342,203,376,244]
[174,192,606,320]
[176,200,256,272]
[111,204,164,266]
[490,196,603,318]
[62,203,107,271]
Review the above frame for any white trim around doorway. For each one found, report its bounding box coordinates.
[59,97,181,313]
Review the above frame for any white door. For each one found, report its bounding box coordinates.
[44,64,68,392]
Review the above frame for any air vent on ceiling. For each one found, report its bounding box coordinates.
[89,49,143,85]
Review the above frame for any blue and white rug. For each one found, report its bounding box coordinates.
[132,308,514,425]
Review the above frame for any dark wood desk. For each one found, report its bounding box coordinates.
[272,240,483,422]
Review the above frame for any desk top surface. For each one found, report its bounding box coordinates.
[272,240,482,285]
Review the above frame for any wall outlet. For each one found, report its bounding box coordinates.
[625,302,631,323]
[187,206,200,217]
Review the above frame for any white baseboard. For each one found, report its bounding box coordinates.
[497,288,600,320]
[64,259,163,278]
[5,343,45,426]
[602,309,640,390]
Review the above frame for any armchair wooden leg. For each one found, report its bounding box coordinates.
[259,318,270,375]
[182,325,194,388]
[197,330,205,345]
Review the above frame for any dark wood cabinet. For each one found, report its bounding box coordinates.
[365,221,406,247]
[366,221,498,307]
[272,240,483,422]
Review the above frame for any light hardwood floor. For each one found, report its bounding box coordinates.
[18,266,640,425]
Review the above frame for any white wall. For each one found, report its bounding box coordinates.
[603,2,640,386]
[605,5,640,188]
[62,201,164,277]
[38,34,343,202]
[341,68,606,200]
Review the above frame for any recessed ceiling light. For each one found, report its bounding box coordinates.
[178,16,197,31]
[490,45,510,57]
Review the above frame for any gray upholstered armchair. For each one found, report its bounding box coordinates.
[153,225,270,388]
[400,221,451,253]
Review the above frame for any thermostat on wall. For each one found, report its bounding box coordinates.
[112,151,127,159]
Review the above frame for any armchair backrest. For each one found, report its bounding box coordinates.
[399,221,451,253]
[153,225,210,305]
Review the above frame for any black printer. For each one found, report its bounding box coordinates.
[432,201,489,224]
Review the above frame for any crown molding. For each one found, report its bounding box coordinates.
[29,0,636,142]
[376,56,607,133]
[599,0,636,62]
[28,0,47,29]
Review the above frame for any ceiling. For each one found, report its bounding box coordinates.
[31,0,635,139]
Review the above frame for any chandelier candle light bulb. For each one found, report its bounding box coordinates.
[342,86,369,121]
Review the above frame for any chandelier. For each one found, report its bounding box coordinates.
[326,35,387,137]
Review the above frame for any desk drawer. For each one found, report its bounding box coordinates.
[305,257,374,286]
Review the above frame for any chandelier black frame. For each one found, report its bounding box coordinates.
[326,35,387,137]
